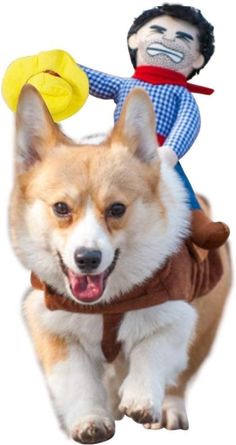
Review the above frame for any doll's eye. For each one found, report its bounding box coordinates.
[149,25,166,34]
[176,32,193,43]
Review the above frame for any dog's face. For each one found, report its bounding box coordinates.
[10,86,189,304]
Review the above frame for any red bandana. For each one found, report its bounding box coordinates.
[132,66,214,95]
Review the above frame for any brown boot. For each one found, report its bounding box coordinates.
[191,209,230,249]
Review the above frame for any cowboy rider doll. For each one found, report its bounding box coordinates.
[77,3,229,249]
[1,4,230,249]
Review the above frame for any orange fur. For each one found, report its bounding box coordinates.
[12,139,165,242]
[24,293,69,374]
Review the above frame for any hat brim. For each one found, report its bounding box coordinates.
[2,49,89,121]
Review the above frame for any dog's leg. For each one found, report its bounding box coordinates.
[103,354,128,420]
[143,307,224,431]
[24,292,115,444]
[143,304,227,431]
[118,302,197,425]
[47,344,115,443]
[143,369,189,431]
[144,310,222,432]
[144,248,231,431]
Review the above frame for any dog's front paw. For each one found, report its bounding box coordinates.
[119,381,161,424]
[71,415,115,444]
[144,395,189,431]
[120,404,159,424]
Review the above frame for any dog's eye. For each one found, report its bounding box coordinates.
[106,202,126,218]
[53,202,71,217]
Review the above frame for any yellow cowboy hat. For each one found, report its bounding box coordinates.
[2,49,89,121]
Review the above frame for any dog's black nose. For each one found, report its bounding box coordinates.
[74,247,102,273]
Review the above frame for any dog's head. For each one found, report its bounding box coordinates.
[10,85,190,304]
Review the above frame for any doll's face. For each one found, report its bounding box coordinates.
[128,15,204,76]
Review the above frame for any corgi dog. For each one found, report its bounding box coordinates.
[9,85,231,443]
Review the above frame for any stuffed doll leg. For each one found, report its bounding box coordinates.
[175,162,230,249]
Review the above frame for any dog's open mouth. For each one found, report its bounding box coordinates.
[58,250,119,304]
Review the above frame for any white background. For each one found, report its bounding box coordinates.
[0,0,235,444]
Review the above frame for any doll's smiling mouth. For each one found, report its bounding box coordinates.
[146,43,184,63]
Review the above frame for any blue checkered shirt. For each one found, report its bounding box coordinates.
[80,65,201,159]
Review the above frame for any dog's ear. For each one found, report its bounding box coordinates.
[15,85,59,172]
[111,88,159,162]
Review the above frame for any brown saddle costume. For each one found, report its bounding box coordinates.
[31,241,223,363]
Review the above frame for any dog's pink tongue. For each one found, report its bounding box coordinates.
[68,270,105,302]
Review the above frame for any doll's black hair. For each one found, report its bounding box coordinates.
[127,3,215,79]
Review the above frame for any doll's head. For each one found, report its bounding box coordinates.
[127,3,214,79]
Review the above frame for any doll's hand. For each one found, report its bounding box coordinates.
[2,49,89,122]
[158,146,178,167]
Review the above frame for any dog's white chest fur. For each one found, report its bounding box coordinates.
[29,289,197,362]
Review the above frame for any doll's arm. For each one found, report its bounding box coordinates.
[79,65,123,99]
[163,90,201,161]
